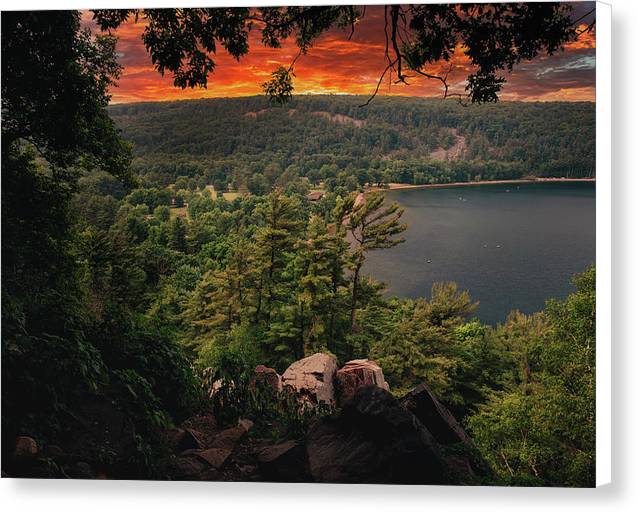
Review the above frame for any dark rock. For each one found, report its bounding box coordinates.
[180,414,217,448]
[399,383,470,445]
[167,428,186,450]
[306,385,445,484]
[196,447,233,468]
[66,461,94,479]
[257,440,310,482]
[42,444,64,458]
[168,455,209,480]
[194,425,248,469]
[335,359,389,405]
[213,425,247,447]
[167,427,204,453]
[8,437,65,478]
[178,448,201,457]
[14,436,38,458]
[198,467,223,481]
[443,454,477,485]
[400,383,495,483]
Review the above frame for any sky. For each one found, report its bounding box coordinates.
[85,3,596,104]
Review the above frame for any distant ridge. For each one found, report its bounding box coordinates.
[109,93,595,108]
[110,95,595,189]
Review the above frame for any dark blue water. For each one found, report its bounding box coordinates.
[364,182,595,325]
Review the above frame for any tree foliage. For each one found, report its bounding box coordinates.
[1,11,132,181]
[467,268,596,486]
[92,4,592,104]
[1,11,196,478]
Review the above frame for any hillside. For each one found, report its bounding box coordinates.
[109,95,595,191]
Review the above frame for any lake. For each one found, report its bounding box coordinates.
[364,182,596,325]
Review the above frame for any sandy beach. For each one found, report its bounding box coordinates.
[367,177,595,193]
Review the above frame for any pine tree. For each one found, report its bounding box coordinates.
[181,237,257,351]
[295,216,336,357]
[344,192,406,332]
[169,216,187,252]
[253,192,302,324]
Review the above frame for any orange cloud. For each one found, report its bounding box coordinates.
[84,5,595,104]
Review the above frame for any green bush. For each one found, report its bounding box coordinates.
[92,315,200,424]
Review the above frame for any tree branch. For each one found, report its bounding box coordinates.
[359,59,398,107]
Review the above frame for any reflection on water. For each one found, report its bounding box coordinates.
[364,182,595,325]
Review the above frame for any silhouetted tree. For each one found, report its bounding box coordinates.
[93,4,595,104]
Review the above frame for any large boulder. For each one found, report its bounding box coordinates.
[281,353,337,405]
[306,385,445,484]
[399,383,470,445]
[251,364,282,392]
[400,383,494,484]
[335,359,389,404]
[256,440,310,482]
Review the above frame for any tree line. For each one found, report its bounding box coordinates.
[110,95,595,194]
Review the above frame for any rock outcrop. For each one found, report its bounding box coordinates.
[400,383,494,484]
[306,385,445,484]
[166,418,252,480]
[4,353,491,484]
[399,383,470,445]
[195,425,247,468]
[168,454,212,480]
[167,427,204,453]
[335,359,389,404]
[281,353,337,405]
[256,440,309,482]
[165,357,491,484]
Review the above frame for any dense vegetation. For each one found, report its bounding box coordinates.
[12,161,597,484]
[1,10,199,478]
[110,96,595,192]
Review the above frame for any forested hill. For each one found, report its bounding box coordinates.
[109,95,595,190]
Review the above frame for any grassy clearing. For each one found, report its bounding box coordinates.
[222,192,241,201]
[205,185,244,202]
[169,206,188,219]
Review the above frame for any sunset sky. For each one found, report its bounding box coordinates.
[85,3,596,104]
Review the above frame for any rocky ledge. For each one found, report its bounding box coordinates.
[5,353,492,484]
[163,354,492,484]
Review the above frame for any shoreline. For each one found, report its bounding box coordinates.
[367,177,595,193]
